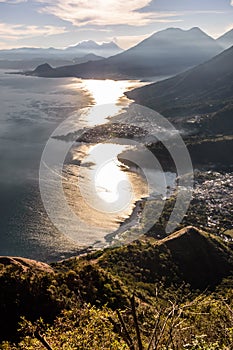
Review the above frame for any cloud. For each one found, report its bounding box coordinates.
[225,23,233,31]
[0,23,67,40]
[0,0,27,3]
[38,0,181,27]
[142,0,233,11]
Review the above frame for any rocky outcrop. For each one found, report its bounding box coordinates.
[0,256,54,273]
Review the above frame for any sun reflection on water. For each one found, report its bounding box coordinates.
[95,160,129,203]
[63,142,149,234]
[81,79,138,105]
[65,79,146,127]
[83,143,133,209]
[60,78,149,245]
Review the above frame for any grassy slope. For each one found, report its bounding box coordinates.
[96,226,233,291]
[0,226,233,347]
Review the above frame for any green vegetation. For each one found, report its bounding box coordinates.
[0,227,233,349]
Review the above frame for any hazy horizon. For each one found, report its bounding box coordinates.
[0,26,231,52]
[0,0,233,50]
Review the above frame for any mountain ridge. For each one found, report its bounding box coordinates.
[0,40,122,60]
[97,226,233,290]
[27,27,223,79]
[0,226,232,290]
[126,45,233,117]
[217,28,233,49]
[0,225,233,345]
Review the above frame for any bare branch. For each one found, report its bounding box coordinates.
[130,294,143,350]
[34,331,53,350]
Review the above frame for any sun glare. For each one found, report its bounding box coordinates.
[81,79,131,105]
[82,143,133,212]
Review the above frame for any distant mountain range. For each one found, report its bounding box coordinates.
[27,27,224,79]
[0,40,122,69]
[64,40,122,57]
[0,40,122,59]
[0,53,104,70]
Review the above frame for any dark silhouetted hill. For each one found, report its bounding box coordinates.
[126,45,233,118]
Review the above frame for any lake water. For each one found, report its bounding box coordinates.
[0,70,175,261]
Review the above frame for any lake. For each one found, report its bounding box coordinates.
[0,70,175,261]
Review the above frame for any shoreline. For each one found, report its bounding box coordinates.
[53,79,151,257]
[2,72,232,262]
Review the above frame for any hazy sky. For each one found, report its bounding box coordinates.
[0,0,233,49]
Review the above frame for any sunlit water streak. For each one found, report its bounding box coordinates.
[62,144,149,238]
[59,79,150,246]
[66,79,145,127]
[0,71,174,260]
